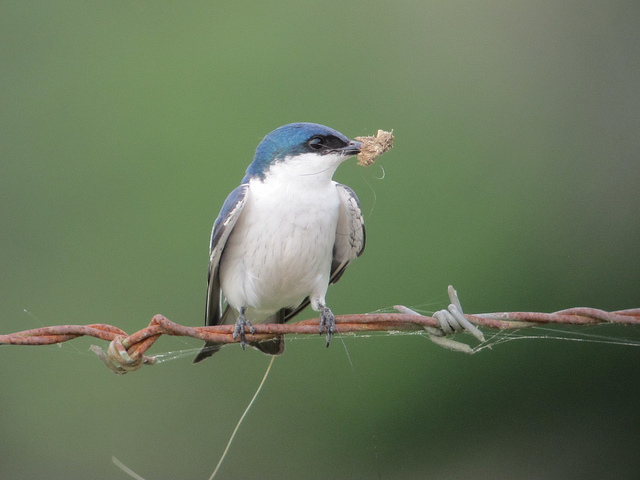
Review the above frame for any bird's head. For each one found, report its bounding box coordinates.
[245,123,362,180]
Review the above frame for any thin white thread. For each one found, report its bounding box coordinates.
[112,456,147,480]
[373,165,385,180]
[360,173,378,219]
[109,356,277,480]
[208,355,276,480]
[473,325,640,353]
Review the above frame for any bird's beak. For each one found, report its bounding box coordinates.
[338,140,362,157]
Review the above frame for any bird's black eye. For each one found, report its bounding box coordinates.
[308,136,325,150]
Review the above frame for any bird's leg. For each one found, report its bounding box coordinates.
[232,307,255,350]
[318,304,336,347]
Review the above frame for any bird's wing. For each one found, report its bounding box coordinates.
[284,183,365,321]
[205,183,249,327]
[330,183,366,283]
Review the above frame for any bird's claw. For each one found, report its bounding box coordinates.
[319,306,336,347]
[233,316,255,350]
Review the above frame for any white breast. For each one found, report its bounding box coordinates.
[219,153,345,321]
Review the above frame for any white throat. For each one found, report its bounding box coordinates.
[260,152,348,184]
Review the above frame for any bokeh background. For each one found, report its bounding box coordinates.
[2,1,639,479]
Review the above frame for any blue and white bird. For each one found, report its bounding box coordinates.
[193,123,366,363]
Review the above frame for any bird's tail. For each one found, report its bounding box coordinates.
[249,336,285,355]
[192,341,224,363]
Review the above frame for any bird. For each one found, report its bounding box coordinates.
[193,122,366,363]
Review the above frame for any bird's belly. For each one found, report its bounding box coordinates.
[219,190,339,316]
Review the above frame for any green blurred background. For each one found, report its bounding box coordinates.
[2,1,639,479]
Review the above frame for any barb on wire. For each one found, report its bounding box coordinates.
[1,286,638,374]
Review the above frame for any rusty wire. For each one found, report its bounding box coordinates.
[1,286,638,374]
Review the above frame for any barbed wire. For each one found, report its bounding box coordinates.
[1,286,638,374]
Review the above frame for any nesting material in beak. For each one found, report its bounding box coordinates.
[355,129,394,166]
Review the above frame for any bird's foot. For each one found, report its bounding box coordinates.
[319,306,336,347]
[233,314,255,350]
